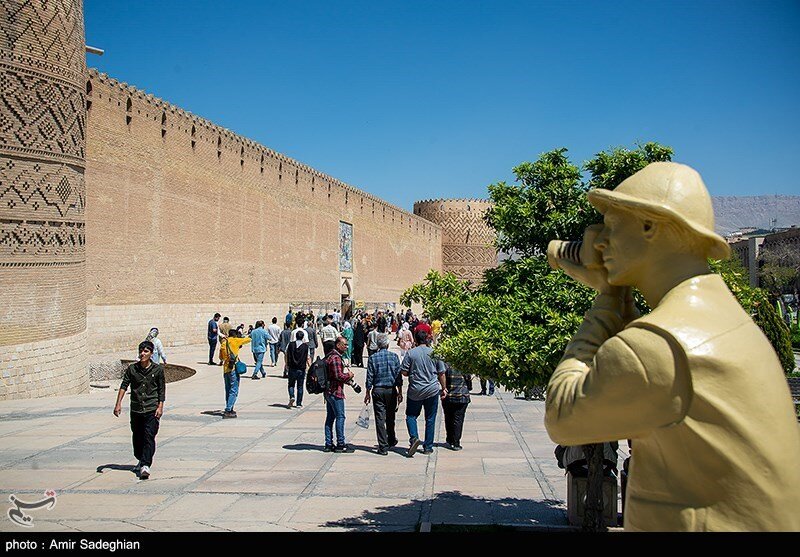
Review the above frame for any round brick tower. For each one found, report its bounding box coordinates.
[413,198,497,284]
[0,0,88,399]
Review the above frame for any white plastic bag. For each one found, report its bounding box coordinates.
[356,404,370,429]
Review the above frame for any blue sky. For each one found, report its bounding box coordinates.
[85,1,800,210]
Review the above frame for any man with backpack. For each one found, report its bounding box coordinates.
[323,336,355,453]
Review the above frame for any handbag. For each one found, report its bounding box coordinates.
[235,360,248,375]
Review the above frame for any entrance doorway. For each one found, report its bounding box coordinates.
[340,278,353,320]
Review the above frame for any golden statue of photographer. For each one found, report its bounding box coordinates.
[545,162,800,531]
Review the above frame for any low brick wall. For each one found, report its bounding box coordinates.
[0,331,89,400]
[87,302,289,357]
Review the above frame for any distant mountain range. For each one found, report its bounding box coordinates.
[712,195,800,236]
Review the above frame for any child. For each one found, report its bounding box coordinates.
[220,329,251,418]
[114,341,165,479]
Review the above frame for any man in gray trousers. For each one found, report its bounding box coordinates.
[364,335,403,455]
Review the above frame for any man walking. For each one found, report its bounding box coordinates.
[364,335,403,455]
[267,317,281,367]
[249,320,268,380]
[113,340,165,480]
[366,323,379,360]
[279,323,293,379]
[219,316,232,340]
[286,329,310,408]
[207,313,221,365]
[304,319,319,361]
[324,336,355,453]
[479,377,495,396]
[401,329,446,456]
[320,315,339,345]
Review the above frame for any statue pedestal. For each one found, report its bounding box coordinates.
[566,471,618,527]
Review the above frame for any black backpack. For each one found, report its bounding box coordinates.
[306,355,329,395]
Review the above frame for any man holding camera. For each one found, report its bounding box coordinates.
[323,335,356,453]
[545,162,800,531]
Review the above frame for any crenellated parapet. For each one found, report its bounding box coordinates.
[86,69,440,236]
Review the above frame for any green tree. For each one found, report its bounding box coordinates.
[759,243,800,296]
[711,257,795,373]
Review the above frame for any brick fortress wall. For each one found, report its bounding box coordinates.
[413,199,497,285]
[0,0,89,400]
[84,71,442,358]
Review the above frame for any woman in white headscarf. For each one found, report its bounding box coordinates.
[398,322,413,358]
[145,328,167,365]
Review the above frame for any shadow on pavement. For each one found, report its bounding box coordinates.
[268,403,292,410]
[283,443,378,453]
[323,491,568,531]
[201,410,225,417]
[96,464,138,475]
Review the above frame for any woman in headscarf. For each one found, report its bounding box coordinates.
[342,320,354,365]
[398,322,414,359]
[144,328,167,365]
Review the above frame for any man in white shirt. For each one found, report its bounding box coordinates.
[267,317,282,367]
[292,324,307,343]
[320,316,339,345]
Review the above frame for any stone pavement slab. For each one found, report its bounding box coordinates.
[0,343,583,532]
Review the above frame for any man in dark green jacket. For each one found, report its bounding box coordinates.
[114,340,165,480]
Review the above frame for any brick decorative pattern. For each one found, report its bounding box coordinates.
[413,199,497,284]
[0,330,88,401]
[0,1,88,397]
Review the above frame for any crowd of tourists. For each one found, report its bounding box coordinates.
[114,306,496,479]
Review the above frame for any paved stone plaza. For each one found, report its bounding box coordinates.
[0,345,629,532]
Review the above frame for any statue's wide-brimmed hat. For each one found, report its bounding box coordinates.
[587,162,731,260]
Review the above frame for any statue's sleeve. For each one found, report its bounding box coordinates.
[545,295,690,445]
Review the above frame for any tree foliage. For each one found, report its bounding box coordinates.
[710,257,795,373]
[485,148,590,257]
[759,242,800,296]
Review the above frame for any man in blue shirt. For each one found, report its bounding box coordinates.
[285,307,293,328]
[364,335,403,455]
[249,320,269,380]
[207,313,221,365]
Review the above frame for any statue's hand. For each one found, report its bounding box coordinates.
[558,258,617,295]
